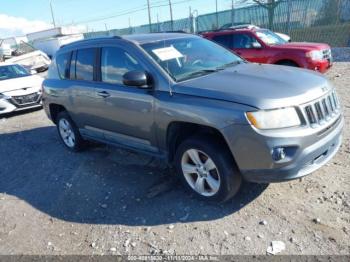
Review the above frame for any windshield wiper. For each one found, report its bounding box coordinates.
[177,69,219,81]
[215,60,243,70]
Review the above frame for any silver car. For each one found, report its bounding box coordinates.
[0,63,43,115]
[42,33,343,202]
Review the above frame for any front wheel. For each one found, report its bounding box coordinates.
[174,136,242,202]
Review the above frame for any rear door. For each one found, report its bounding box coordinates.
[67,48,106,138]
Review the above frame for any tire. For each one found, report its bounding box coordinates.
[277,61,299,67]
[56,111,86,152]
[174,136,242,202]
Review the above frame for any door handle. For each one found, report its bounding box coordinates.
[97,91,110,98]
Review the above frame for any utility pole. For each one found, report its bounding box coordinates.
[147,0,152,32]
[231,0,234,26]
[215,0,219,29]
[157,13,160,32]
[128,17,133,34]
[286,0,291,34]
[169,0,174,31]
[49,0,56,28]
[189,6,193,33]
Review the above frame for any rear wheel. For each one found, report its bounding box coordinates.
[56,111,86,152]
[174,136,242,202]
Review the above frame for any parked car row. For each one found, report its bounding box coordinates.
[41,33,343,202]
[0,25,340,202]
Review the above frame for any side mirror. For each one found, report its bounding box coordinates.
[123,70,151,88]
[30,69,37,75]
[252,42,262,49]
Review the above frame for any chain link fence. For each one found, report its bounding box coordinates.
[84,0,350,47]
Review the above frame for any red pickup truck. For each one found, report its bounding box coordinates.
[201,26,332,73]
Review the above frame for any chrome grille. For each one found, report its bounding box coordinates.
[303,91,340,127]
[322,49,332,60]
[11,93,40,106]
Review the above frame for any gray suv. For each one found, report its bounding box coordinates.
[43,33,343,202]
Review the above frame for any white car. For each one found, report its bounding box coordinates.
[6,42,51,72]
[0,63,43,115]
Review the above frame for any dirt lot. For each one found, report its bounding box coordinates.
[0,62,349,256]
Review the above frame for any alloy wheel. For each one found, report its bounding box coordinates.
[181,149,221,197]
[58,118,76,148]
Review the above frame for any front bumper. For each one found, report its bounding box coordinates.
[222,116,344,183]
[0,95,42,115]
[306,59,332,73]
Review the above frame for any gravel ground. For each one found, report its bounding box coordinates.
[0,62,349,256]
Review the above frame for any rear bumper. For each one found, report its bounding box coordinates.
[222,116,344,183]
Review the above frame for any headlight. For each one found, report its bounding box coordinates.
[306,50,324,61]
[246,107,301,130]
[0,93,10,100]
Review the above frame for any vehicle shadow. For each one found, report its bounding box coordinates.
[0,107,43,119]
[0,126,268,226]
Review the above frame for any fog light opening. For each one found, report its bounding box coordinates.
[272,147,286,161]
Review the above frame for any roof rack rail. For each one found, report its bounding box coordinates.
[156,30,189,34]
[199,24,260,34]
[60,35,123,49]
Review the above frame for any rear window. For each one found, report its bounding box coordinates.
[56,52,71,79]
[75,48,96,81]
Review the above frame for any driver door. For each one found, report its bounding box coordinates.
[232,32,266,63]
[91,45,158,153]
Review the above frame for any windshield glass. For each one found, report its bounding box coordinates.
[256,30,287,45]
[0,64,29,81]
[141,37,243,82]
[12,41,36,56]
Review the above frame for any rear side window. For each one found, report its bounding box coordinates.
[75,48,96,81]
[56,52,71,79]
[212,35,232,49]
[101,47,142,84]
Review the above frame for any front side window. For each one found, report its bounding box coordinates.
[141,37,243,82]
[101,47,142,84]
[232,33,260,49]
[75,48,96,81]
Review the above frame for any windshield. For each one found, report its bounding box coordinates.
[0,64,29,81]
[256,30,287,45]
[12,41,36,56]
[141,37,243,82]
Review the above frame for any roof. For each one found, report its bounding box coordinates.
[59,33,197,51]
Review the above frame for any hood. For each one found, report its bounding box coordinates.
[275,42,330,51]
[0,75,44,95]
[173,63,331,110]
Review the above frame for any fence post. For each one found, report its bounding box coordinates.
[287,0,291,34]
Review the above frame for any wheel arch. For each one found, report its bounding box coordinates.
[274,59,300,67]
[166,121,234,163]
[49,104,67,124]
